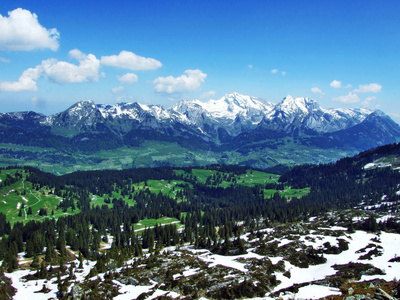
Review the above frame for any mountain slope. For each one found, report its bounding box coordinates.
[323,110,400,149]
[259,95,370,135]
[0,92,399,171]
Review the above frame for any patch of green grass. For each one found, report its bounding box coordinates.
[237,170,280,186]
[90,195,113,208]
[131,179,191,202]
[264,187,311,200]
[186,169,280,188]
[190,169,216,183]
[0,169,81,224]
[282,187,311,199]
[134,216,181,231]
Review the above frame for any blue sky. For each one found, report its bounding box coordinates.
[0,0,399,121]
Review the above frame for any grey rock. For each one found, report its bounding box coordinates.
[374,288,394,300]
[117,277,139,285]
[348,287,354,295]
[70,284,83,300]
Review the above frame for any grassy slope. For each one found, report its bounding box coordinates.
[175,169,308,200]
[1,167,310,228]
[134,217,182,231]
[0,139,357,175]
[0,169,79,224]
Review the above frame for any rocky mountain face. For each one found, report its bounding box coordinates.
[259,95,370,135]
[0,92,399,161]
[40,92,375,139]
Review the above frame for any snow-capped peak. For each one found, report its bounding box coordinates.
[277,95,319,114]
[37,92,376,139]
[71,100,96,110]
[197,92,273,117]
[167,92,277,135]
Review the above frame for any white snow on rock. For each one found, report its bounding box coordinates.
[293,285,341,299]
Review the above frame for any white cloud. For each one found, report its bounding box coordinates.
[0,49,101,91]
[311,87,324,95]
[69,48,87,60]
[0,57,10,63]
[271,69,279,74]
[101,51,162,70]
[201,90,216,99]
[330,80,341,88]
[248,64,253,69]
[281,71,286,76]
[116,94,135,102]
[153,69,207,94]
[354,83,382,93]
[362,96,376,107]
[112,86,124,94]
[41,49,101,84]
[0,66,41,91]
[344,83,352,88]
[333,92,360,104]
[0,8,59,51]
[117,73,138,84]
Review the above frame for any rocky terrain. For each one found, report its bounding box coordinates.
[2,208,400,299]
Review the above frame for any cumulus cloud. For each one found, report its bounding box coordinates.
[330,80,341,88]
[116,94,135,102]
[354,83,382,93]
[0,8,59,51]
[111,86,124,94]
[362,96,376,107]
[41,49,101,84]
[0,57,10,63]
[117,73,138,84]
[101,51,162,70]
[201,90,216,99]
[153,69,207,94]
[271,69,279,74]
[0,49,101,91]
[311,87,324,95]
[0,66,41,91]
[69,48,87,60]
[333,92,360,104]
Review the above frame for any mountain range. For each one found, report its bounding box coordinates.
[1,92,400,171]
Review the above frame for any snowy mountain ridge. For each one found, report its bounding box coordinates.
[0,93,400,166]
[1,91,399,168]
[40,92,374,138]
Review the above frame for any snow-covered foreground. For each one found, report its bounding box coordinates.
[4,213,400,299]
[269,230,400,299]
[6,259,96,300]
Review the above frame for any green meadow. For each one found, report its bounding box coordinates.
[1,167,310,227]
[0,169,79,224]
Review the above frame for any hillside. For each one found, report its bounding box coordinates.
[0,143,400,298]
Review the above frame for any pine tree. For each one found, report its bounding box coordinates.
[31,254,40,269]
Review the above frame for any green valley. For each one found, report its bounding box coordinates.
[0,166,309,225]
